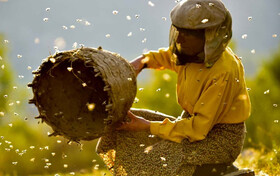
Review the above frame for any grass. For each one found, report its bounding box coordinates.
[235,148,280,176]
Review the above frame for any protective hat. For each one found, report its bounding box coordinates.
[169,0,232,67]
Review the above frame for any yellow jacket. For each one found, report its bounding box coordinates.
[143,47,251,143]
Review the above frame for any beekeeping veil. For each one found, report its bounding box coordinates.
[169,0,232,67]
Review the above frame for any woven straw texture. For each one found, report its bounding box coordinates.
[29,47,137,141]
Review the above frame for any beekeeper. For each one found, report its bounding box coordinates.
[100,0,252,175]
[120,0,251,144]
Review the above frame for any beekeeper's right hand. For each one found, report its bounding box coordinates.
[130,55,148,76]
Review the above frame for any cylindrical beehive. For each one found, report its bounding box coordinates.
[29,47,137,142]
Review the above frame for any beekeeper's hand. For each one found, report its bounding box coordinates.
[117,111,150,131]
[130,55,148,76]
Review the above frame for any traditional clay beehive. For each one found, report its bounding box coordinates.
[28,47,137,142]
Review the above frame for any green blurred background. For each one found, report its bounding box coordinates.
[0,0,280,175]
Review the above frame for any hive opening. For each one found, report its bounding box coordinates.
[30,47,137,141]
[36,57,109,140]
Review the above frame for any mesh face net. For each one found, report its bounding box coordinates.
[169,25,205,65]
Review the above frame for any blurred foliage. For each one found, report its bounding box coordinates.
[245,45,280,149]
[0,121,103,175]
[0,35,14,113]
[235,147,280,176]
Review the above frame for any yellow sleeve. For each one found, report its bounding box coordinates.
[150,72,234,143]
[143,47,177,71]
